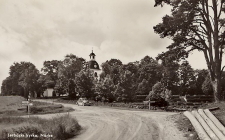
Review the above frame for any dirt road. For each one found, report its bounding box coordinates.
[35,100,187,140]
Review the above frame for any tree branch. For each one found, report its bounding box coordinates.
[203,49,214,78]
[218,0,223,18]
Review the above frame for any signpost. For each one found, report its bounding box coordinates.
[22,101,29,104]
[143,100,156,110]
[22,94,32,118]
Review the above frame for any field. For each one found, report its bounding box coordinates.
[0,96,82,140]
[0,96,74,116]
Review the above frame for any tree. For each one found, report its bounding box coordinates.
[147,82,170,106]
[158,53,180,93]
[101,59,123,85]
[1,77,13,95]
[41,60,60,85]
[18,62,40,98]
[75,71,95,99]
[194,69,209,94]
[108,59,123,66]
[1,62,40,97]
[95,76,115,102]
[136,79,150,95]
[202,74,213,95]
[57,54,84,98]
[178,61,196,95]
[137,56,162,89]
[154,0,225,101]
[115,70,135,103]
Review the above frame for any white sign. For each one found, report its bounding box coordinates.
[22,101,29,104]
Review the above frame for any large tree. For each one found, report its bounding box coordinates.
[154,0,225,101]
[56,54,84,98]
[18,62,40,98]
[75,71,95,99]
[1,62,40,97]
[41,60,60,85]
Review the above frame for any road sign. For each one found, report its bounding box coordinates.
[22,101,29,104]
[22,101,33,106]
[143,101,156,104]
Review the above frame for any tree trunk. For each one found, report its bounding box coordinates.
[211,77,221,102]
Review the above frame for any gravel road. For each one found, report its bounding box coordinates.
[35,100,187,140]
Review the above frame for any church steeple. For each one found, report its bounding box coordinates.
[88,49,100,70]
[89,49,96,60]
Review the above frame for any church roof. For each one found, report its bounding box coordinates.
[89,50,96,57]
[88,60,100,70]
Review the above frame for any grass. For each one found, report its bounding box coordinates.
[0,96,82,140]
[0,96,25,111]
[0,114,81,140]
[0,96,74,116]
[202,101,225,125]
[173,101,225,140]
[171,114,199,140]
[56,98,162,110]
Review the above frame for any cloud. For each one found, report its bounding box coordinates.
[0,0,208,88]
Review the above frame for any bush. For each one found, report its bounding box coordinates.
[0,114,81,140]
[30,106,44,114]
[145,82,170,107]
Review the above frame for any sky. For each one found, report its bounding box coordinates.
[0,0,208,87]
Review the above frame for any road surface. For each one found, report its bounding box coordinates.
[36,100,187,140]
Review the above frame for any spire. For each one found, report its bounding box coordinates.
[89,49,96,60]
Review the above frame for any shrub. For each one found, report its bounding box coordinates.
[30,107,44,114]
[146,82,170,107]
[0,114,81,140]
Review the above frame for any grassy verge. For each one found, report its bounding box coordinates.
[202,101,225,125]
[56,98,166,111]
[173,101,225,140]
[170,114,199,140]
[0,96,74,117]
[0,114,81,140]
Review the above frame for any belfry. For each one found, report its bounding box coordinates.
[88,49,101,78]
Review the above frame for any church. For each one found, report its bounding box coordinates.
[87,49,102,80]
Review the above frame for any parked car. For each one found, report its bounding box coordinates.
[76,97,91,106]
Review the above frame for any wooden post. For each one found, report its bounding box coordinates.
[28,102,30,118]
[149,98,150,110]
[28,93,31,118]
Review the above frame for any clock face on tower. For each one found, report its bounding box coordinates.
[94,64,97,68]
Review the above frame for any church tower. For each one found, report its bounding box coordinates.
[88,49,101,79]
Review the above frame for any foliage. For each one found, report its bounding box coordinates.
[101,59,123,85]
[1,53,216,103]
[41,60,60,82]
[177,61,196,95]
[1,62,40,98]
[115,70,136,103]
[147,82,170,106]
[75,71,95,99]
[56,54,85,98]
[154,0,225,101]
[0,114,81,140]
[136,79,150,95]
[95,76,115,102]
[202,75,213,95]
